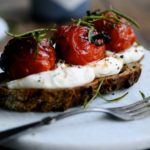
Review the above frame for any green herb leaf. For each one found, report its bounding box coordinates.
[99,92,128,102]
[84,80,104,107]
[83,15,120,25]
[108,8,140,28]
[6,28,57,59]
[77,18,82,26]
[83,95,90,108]
[88,27,94,43]
[84,8,140,29]
[6,28,57,40]
[33,49,40,59]
[83,15,105,21]
[80,20,93,27]
[72,17,94,28]
[83,78,128,107]
[139,90,146,99]
[6,28,50,38]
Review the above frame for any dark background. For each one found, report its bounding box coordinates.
[0,0,150,50]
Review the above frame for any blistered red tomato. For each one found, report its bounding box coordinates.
[107,23,136,52]
[94,12,116,33]
[0,37,56,79]
[55,25,105,65]
[93,12,136,52]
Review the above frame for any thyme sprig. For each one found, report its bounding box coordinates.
[6,28,56,38]
[84,8,140,28]
[6,28,57,58]
[88,27,95,43]
[6,28,57,44]
[84,79,128,107]
[73,18,94,28]
[105,8,139,28]
[84,79,104,107]
[83,15,120,24]
[99,92,128,102]
[107,8,140,28]
[139,90,146,99]
[73,8,139,46]
[73,18,106,45]
[7,28,48,38]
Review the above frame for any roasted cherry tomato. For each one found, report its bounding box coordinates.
[94,12,116,33]
[55,25,105,65]
[0,37,56,79]
[93,12,136,52]
[107,23,136,52]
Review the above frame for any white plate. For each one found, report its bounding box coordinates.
[0,49,150,150]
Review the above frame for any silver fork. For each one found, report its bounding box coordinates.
[0,96,150,143]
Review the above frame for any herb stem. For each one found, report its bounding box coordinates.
[84,80,104,107]
[6,28,57,38]
[77,18,82,26]
[99,92,128,102]
[79,20,93,27]
[139,90,146,99]
[83,15,105,20]
[84,8,140,29]
[6,28,50,38]
[110,9,140,28]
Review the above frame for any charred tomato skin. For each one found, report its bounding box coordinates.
[55,25,105,65]
[94,12,116,33]
[107,23,136,52]
[93,12,136,52]
[0,37,56,79]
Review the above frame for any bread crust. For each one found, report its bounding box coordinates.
[0,62,141,112]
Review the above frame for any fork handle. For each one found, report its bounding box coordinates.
[0,107,108,143]
[0,116,53,144]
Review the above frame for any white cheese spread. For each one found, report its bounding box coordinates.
[106,44,144,64]
[6,66,95,89]
[88,57,123,77]
[6,44,144,89]
[7,56,123,89]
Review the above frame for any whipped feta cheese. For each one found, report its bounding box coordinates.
[5,43,145,89]
[88,57,123,77]
[6,56,123,89]
[7,66,95,89]
[106,44,144,64]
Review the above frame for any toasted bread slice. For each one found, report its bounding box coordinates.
[0,62,141,112]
